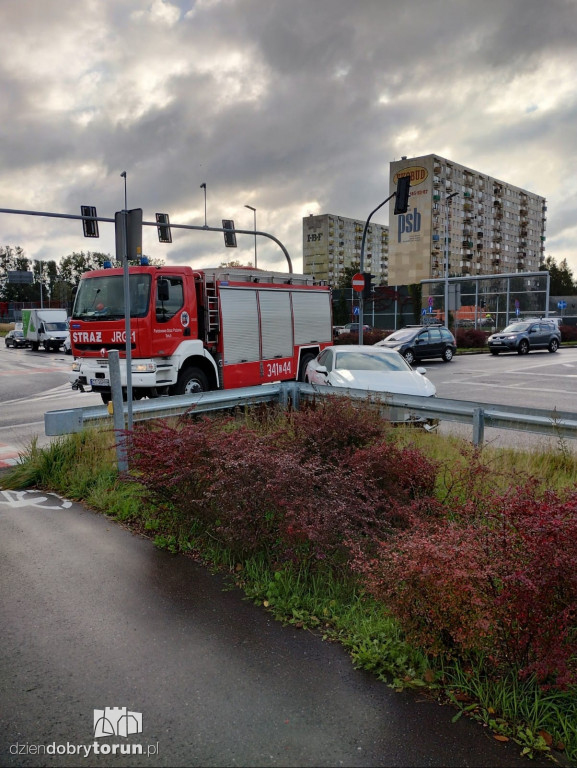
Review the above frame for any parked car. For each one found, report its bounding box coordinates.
[62,332,72,355]
[487,320,561,355]
[336,322,373,336]
[304,345,436,398]
[374,325,456,364]
[4,329,28,349]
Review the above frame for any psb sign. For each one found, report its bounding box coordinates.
[397,207,421,243]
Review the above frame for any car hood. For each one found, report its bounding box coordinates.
[328,369,436,397]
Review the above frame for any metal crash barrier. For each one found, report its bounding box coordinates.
[46,381,577,449]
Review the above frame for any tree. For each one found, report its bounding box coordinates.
[542,256,577,295]
[58,251,112,287]
[219,259,253,268]
[337,263,361,291]
[0,246,35,302]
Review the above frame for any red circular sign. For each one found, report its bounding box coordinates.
[352,273,365,293]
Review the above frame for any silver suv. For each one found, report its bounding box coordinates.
[488,320,561,355]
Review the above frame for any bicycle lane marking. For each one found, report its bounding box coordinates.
[0,489,72,509]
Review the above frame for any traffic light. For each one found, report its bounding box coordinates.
[394,175,411,215]
[115,208,143,260]
[156,212,172,243]
[222,219,237,248]
[362,272,374,300]
[81,205,99,238]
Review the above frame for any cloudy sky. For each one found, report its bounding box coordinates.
[1,0,576,275]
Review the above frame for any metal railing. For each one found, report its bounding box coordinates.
[45,381,577,450]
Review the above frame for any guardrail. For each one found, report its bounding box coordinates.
[45,381,577,449]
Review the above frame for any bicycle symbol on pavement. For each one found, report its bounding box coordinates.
[0,489,72,510]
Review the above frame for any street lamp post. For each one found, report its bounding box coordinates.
[200,183,207,227]
[444,191,459,329]
[244,205,257,268]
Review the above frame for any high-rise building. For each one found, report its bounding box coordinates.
[303,213,389,286]
[387,154,547,285]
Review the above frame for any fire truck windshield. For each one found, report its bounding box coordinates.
[72,274,151,321]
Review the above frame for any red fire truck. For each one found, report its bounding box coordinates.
[69,264,332,403]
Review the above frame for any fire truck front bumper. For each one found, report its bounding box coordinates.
[69,359,158,391]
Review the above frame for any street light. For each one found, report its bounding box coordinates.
[444,191,459,330]
[244,205,257,268]
[200,183,207,227]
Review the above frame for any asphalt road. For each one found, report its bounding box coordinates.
[0,490,553,768]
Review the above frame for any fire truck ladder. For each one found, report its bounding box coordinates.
[203,281,220,341]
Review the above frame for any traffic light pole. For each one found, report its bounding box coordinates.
[358,192,395,345]
[0,207,294,274]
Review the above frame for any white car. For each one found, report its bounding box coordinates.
[62,332,72,355]
[304,345,436,397]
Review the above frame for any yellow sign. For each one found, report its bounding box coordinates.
[393,166,428,186]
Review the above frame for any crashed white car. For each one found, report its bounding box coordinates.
[304,345,436,398]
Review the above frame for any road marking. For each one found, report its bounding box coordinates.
[0,489,72,509]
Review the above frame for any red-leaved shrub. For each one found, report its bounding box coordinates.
[455,328,488,348]
[127,398,439,564]
[354,483,577,689]
[560,324,577,342]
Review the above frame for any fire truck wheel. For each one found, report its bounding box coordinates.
[298,353,316,382]
[176,366,209,395]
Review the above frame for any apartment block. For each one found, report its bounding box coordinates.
[387,154,547,285]
[303,213,389,286]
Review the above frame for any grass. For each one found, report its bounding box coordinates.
[2,418,577,765]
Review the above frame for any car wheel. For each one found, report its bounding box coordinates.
[175,366,210,395]
[298,353,316,382]
[441,347,453,362]
[403,349,416,365]
[490,350,499,356]
[518,340,529,355]
[548,338,559,353]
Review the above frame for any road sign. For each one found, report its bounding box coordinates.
[353,306,359,315]
[428,296,434,307]
[352,273,365,293]
[422,309,427,316]
[7,270,33,284]
[558,300,567,310]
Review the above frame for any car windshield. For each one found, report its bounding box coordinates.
[335,350,410,372]
[384,328,418,342]
[72,274,151,321]
[502,322,531,333]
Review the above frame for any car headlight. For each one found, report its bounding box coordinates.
[72,361,81,372]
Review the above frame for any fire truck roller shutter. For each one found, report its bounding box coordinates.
[258,290,293,359]
[291,291,332,344]
[219,288,261,364]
